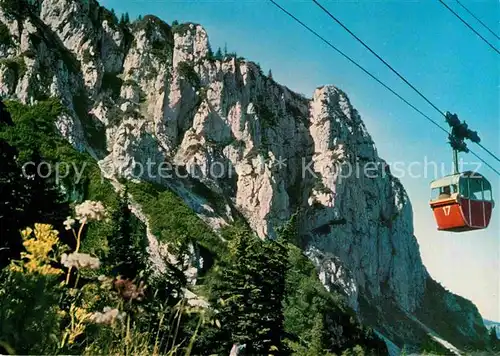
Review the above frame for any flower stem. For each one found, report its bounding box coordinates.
[75,221,86,253]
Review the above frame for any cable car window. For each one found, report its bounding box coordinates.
[431,188,440,200]
[460,179,469,198]
[484,189,492,201]
[435,186,452,200]
[482,179,492,201]
[468,177,483,200]
[482,178,492,192]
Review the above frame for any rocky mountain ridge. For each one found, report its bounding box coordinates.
[0,0,489,353]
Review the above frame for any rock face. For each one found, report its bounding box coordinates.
[0,0,489,351]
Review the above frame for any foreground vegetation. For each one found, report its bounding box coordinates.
[0,99,390,354]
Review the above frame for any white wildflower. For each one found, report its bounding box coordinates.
[61,252,100,270]
[75,200,107,223]
[89,307,125,325]
[63,216,75,231]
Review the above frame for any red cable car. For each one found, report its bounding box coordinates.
[429,171,494,232]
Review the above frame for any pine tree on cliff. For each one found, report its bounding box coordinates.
[110,8,118,23]
[107,188,144,278]
[207,42,214,59]
[209,225,289,354]
[215,47,223,60]
[120,12,130,26]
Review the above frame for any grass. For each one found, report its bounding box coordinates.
[127,181,226,257]
[189,179,228,216]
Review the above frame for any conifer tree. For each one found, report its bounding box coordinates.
[120,12,130,26]
[490,328,500,351]
[107,188,144,278]
[0,100,13,126]
[207,43,214,59]
[215,47,223,60]
[209,226,289,354]
[21,149,69,228]
[0,139,24,266]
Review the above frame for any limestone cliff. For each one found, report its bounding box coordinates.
[0,0,489,353]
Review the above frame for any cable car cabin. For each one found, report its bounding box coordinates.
[430,171,494,232]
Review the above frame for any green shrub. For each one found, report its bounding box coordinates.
[420,336,454,355]
[0,0,30,21]
[82,49,94,64]
[127,181,225,257]
[203,227,289,354]
[0,98,119,256]
[171,21,193,36]
[254,95,277,128]
[0,271,63,354]
[135,15,172,38]
[177,61,200,88]
[150,38,172,63]
[313,175,332,194]
[133,15,173,64]
[0,57,26,86]
[0,98,210,355]
[101,72,123,99]
[0,21,12,47]
[283,244,386,355]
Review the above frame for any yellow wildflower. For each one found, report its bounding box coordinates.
[63,304,93,346]
[10,223,64,276]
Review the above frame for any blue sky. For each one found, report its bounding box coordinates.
[100,0,499,321]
